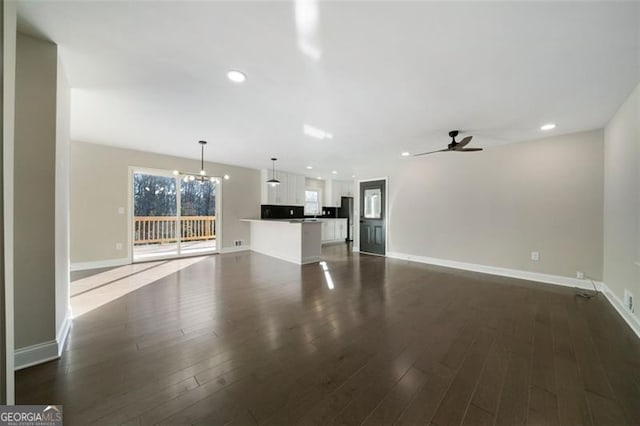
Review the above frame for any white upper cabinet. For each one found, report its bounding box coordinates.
[262,172,353,207]
[261,169,306,206]
[323,179,355,207]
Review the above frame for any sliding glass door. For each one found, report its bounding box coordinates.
[132,170,218,262]
[179,176,217,255]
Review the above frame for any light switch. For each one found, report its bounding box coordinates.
[118,207,125,214]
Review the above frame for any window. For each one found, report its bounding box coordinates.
[304,189,321,215]
[364,188,382,219]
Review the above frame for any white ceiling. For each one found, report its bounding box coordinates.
[18,1,640,178]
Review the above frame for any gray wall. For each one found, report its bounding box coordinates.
[386,130,604,280]
[14,33,57,349]
[604,82,640,324]
[70,141,261,265]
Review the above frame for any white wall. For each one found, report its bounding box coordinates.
[385,130,604,281]
[604,82,640,327]
[70,141,260,266]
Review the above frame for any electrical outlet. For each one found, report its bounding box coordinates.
[624,289,635,313]
[115,242,123,250]
[290,209,294,216]
[531,251,540,261]
[576,271,585,279]
[234,240,243,247]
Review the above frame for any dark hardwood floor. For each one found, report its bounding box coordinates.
[17,245,640,425]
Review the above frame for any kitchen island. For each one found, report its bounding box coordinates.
[241,219,322,265]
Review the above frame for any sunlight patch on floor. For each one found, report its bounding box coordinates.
[71,256,209,317]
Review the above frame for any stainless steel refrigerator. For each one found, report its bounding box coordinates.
[338,196,354,242]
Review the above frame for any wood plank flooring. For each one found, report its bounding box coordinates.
[17,245,640,425]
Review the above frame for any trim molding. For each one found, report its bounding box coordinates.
[385,252,640,339]
[15,309,72,370]
[598,282,640,339]
[386,252,597,290]
[70,257,129,271]
[15,341,58,371]
[301,256,321,265]
[220,245,250,254]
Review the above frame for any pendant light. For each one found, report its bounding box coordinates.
[267,157,280,187]
[172,140,223,183]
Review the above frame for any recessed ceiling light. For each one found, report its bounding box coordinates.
[317,176,322,180]
[351,175,356,178]
[540,123,556,131]
[401,152,410,157]
[227,70,247,83]
[332,170,337,174]
[306,166,313,170]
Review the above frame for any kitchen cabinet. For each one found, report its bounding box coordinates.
[321,220,335,241]
[261,170,306,206]
[335,219,347,240]
[321,219,347,243]
[323,179,355,207]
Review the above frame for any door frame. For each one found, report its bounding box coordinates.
[127,166,223,263]
[355,177,389,256]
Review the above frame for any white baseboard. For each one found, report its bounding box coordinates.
[385,251,640,339]
[598,282,640,338]
[301,256,322,265]
[386,252,597,291]
[70,257,129,271]
[15,340,59,371]
[220,245,250,254]
[15,309,73,370]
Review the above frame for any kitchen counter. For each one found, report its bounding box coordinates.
[241,219,322,264]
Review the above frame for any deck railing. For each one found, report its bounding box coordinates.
[134,216,216,245]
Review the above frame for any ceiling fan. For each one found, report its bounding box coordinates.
[413,130,483,156]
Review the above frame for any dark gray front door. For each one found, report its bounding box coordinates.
[359,180,385,255]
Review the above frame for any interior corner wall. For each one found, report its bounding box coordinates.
[55,58,71,344]
[603,82,640,327]
[69,142,261,266]
[387,129,604,281]
[14,33,57,351]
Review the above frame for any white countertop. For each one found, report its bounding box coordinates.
[241,218,322,224]
[242,218,345,223]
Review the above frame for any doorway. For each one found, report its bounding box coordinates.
[359,179,386,255]
[132,169,219,262]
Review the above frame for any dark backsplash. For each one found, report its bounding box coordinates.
[261,205,338,219]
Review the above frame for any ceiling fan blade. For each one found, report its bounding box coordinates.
[457,148,483,152]
[453,136,473,149]
[413,148,450,156]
